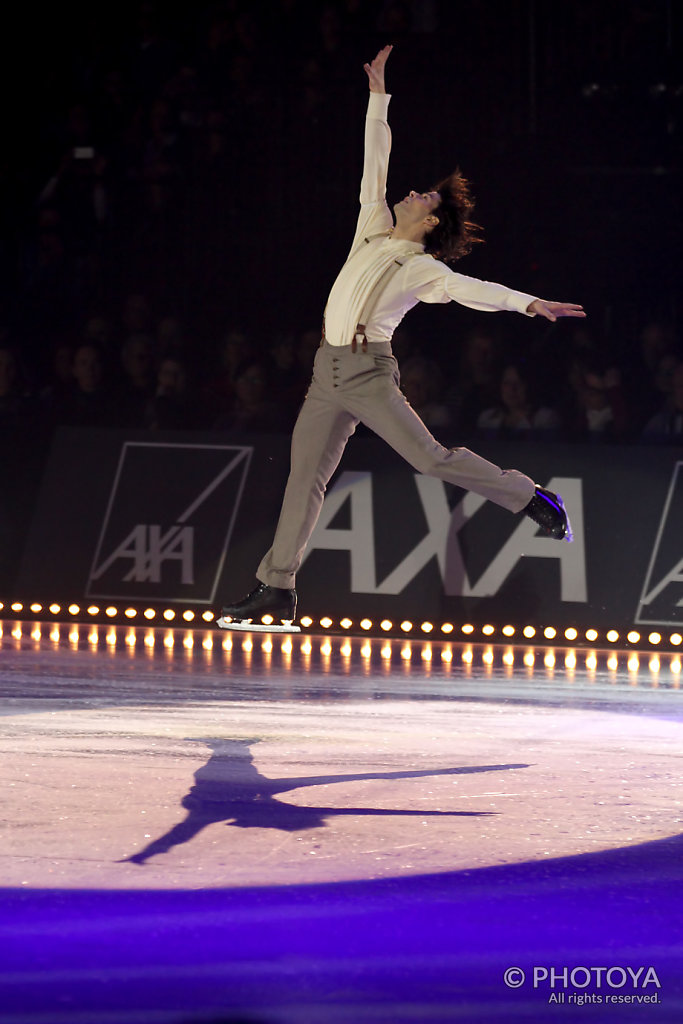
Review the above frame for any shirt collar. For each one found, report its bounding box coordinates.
[385,235,425,254]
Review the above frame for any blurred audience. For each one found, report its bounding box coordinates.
[266,332,310,427]
[642,362,683,440]
[145,354,197,429]
[628,321,681,430]
[203,328,254,424]
[449,329,501,435]
[117,332,156,425]
[476,362,561,437]
[567,361,629,441]
[0,1,679,446]
[214,357,285,433]
[400,355,452,430]
[52,342,116,427]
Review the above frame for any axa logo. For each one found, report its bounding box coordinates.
[90,524,196,585]
[87,443,252,602]
[302,471,586,600]
[636,461,683,626]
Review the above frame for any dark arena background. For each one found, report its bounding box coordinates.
[1,2,682,1022]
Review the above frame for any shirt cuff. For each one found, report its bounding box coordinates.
[367,91,391,120]
[512,291,539,316]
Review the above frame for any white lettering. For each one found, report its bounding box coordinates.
[550,967,569,987]
[641,554,683,606]
[636,461,683,624]
[305,473,586,601]
[642,967,661,988]
[570,967,591,988]
[376,481,485,595]
[301,472,377,591]
[592,967,607,987]
[92,524,194,584]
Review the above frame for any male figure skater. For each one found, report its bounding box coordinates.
[218,45,586,629]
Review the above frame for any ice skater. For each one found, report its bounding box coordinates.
[218,45,586,632]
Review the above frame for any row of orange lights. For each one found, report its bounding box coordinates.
[4,621,682,676]
[1,600,215,624]
[309,616,683,649]
[1,600,682,649]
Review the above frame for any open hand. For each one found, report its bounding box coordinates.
[527,300,586,322]
[364,45,393,93]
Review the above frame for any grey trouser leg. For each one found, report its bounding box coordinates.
[257,341,535,589]
[257,370,359,588]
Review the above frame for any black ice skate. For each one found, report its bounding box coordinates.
[523,485,573,542]
[216,582,300,633]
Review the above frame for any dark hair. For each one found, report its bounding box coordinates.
[424,170,483,265]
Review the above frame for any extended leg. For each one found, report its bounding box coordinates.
[349,378,535,511]
[346,369,570,537]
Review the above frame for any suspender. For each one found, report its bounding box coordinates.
[323,233,419,352]
[352,249,415,351]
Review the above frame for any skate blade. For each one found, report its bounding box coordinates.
[215,616,300,634]
[556,493,574,543]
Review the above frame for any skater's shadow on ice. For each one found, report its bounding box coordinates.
[122,738,529,865]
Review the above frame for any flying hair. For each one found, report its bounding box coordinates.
[423,170,484,265]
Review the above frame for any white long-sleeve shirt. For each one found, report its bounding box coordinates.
[323,92,538,347]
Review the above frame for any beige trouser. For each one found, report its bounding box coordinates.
[257,340,535,589]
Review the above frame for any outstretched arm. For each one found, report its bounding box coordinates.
[349,46,395,252]
[364,44,393,93]
[527,299,586,321]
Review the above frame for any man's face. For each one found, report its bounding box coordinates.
[393,190,440,230]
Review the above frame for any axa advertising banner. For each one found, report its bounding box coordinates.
[15,427,683,632]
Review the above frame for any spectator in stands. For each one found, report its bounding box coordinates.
[476,362,561,437]
[639,320,678,375]
[639,351,680,430]
[568,360,629,440]
[145,354,196,430]
[642,362,683,440]
[203,328,255,424]
[400,355,452,430]
[215,357,284,433]
[630,321,680,429]
[449,328,501,434]
[267,332,310,427]
[53,343,115,427]
[117,332,155,425]
[37,106,111,251]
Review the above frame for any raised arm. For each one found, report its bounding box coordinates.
[363,44,392,93]
[349,46,395,252]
